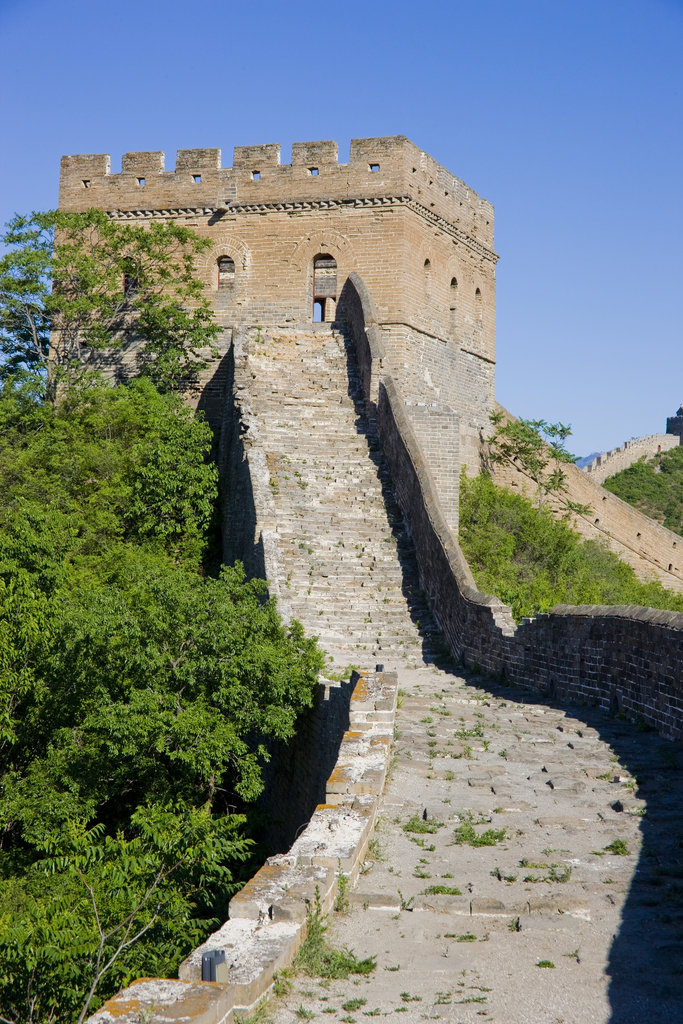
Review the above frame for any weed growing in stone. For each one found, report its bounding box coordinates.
[398,890,414,911]
[403,815,444,835]
[400,993,422,1002]
[296,1007,315,1019]
[342,1000,366,1012]
[604,839,630,856]
[536,961,555,969]
[368,837,387,861]
[421,885,462,895]
[295,892,377,979]
[273,969,294,996]
[491,867,518,882]
[454,813,506,847]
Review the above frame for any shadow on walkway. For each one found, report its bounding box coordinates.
[453,667,683,1024]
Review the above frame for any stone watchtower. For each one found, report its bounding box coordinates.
[59,136,498,570]
[667,405,683,443]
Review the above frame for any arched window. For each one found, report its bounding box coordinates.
[450,277,458,309]
[475,287,482,324]
[313,254,337,322]
[218,256,235,289]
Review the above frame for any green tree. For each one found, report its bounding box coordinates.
[0,210,220,401]
[0,807,251,1024]
[486,410,590,515]
[0,372,324,1022]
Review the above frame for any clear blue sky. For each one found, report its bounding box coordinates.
[1,0,681,456]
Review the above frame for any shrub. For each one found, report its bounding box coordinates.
[459,470,683,621]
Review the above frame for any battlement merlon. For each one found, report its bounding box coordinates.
[58,136,495,250]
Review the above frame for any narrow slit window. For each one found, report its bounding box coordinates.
[137,177,145,187]
[218,256,236,289]
[450,277,458,310]
[193,174,202,184]
[309,167,319,176]
[369,163,380,172]
[252,170,260,180]
[313,254,337,323]
[475,287,482,323]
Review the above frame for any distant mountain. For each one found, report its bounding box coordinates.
[575,451,601,469]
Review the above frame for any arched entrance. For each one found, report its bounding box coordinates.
[313,254,337,322]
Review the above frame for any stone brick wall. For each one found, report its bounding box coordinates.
[376,374,683,739]
[581,433,680,484]
[257,677,355,855]
[59,137,498,497]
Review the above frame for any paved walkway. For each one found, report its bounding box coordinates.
[271,661,683,1024]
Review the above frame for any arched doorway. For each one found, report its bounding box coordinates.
[313,254,337,322]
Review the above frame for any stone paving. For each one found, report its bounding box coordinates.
[242,323,683,1022]
[270,662,683,1024]
[244,324,442,665]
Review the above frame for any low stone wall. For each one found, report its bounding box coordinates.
[258,677,355,855]
[89,670,398,1024]
[376,375,683,737]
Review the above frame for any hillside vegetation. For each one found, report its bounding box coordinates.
[0,212,323,1024]
[603,445,683,536]
[459,471,683,621]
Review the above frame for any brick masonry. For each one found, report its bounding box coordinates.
[60,136,498,526]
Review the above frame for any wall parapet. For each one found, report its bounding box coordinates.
[88,671,398,1024]
[376,374,683,736]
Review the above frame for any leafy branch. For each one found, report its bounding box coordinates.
[486,410,591,516]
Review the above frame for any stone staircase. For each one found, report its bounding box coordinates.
[245,323,444,665]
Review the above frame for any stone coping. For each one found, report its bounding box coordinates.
[88,670,398,1024]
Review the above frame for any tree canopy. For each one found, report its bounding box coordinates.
[0,209,221,400]
[0,213,324,1024]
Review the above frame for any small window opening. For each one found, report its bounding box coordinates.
[669,563,673,571]
[475,286,482,323]
[218,256,236,289]
[193,174,202,184]
[369,163,380,172]
[252,170,260,180]
[637,532,641,538]
[449,277,458,310]
[309,167,319,176]
[137,177,146,187]
[595,518,600,525]
[424,259,431,269]
[412,167,416,173]
[313,254,337,322]
[82,179,91,189]
[123,273,139,295]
